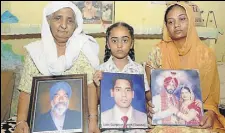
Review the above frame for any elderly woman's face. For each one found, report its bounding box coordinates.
[48,7,76,44]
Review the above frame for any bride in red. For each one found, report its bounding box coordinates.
[176,86,203,125]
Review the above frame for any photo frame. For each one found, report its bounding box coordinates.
[100,72,148,130]
[151,69,204,126]
[27,74,88,133]
[71,1,115,33]
[72,1,115,24]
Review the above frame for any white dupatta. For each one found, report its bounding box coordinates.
[25,1,99,75]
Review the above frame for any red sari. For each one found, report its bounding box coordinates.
[185,100,203,125]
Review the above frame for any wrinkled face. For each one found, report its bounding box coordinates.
[111,79,134,108]
[166,6,189,40]
[181,88,191,101]
[51,89,69,116]
[165,79,176,94]
[108,26,133,60]
[48,7,76,44]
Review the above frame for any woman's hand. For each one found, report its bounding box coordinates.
[193,110,215,129]
[199,110,215,128]
[14,121,30,133]
[93,70,103,87]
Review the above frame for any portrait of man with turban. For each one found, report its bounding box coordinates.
[151,72,180,125]
[33,81,81,132]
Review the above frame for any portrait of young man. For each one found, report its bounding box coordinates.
[100,73,148,129]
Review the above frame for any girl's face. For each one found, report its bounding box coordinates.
[166,6,189,40]
[107,26,133,60]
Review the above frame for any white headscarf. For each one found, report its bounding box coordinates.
[25,1,99,75]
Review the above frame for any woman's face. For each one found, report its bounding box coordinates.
[48,7,76,44]
[107,26,133,60]
[166,6,189,40]
[181,88,191,101]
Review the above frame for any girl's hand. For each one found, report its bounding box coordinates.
[193,110,215,129]
[146,101,156,129]
[180,105,189,114]
[93,70,103,87]
[147,100,155,118]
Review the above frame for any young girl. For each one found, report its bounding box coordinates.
[90,22,151,133]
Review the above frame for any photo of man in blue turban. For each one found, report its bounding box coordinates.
[34,81,81,132]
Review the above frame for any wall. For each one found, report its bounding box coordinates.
[7,1,49,24]
[1,1,225,117]
[1,1,225,63]
[193,1,225,62]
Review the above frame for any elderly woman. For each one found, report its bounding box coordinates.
[14,1,100,133]
[146,2,225,132]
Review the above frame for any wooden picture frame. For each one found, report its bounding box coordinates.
[27,74,88,133]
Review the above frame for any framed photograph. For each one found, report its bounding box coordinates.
[100,72,148,130]
[72,1,115,24]
[27,74,88,133]
[151,69,204,126]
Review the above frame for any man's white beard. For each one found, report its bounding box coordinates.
[52,102,69,116]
